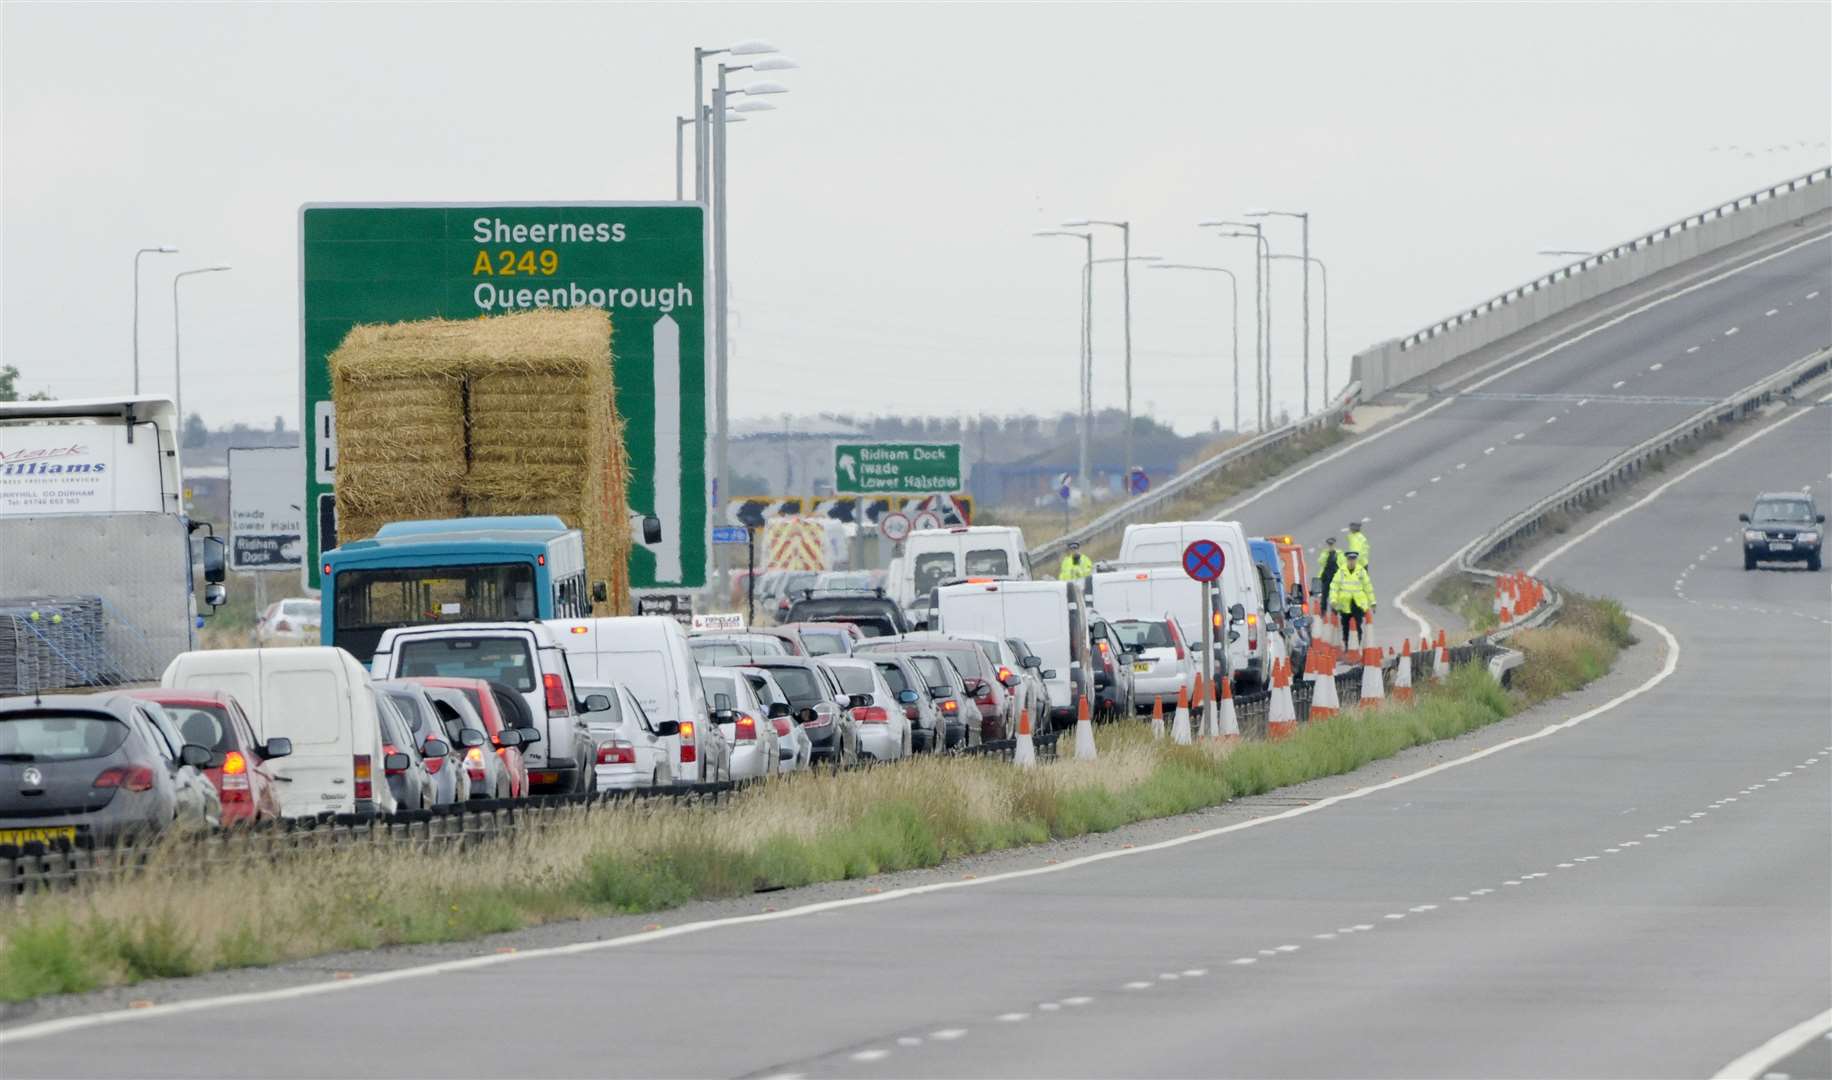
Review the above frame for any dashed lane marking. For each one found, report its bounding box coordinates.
[1766,309,1779,316]
[1613,380,1627,388]
[1650,362,1665,370]
[1724,327,1739,337]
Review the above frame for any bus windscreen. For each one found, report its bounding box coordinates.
[332,563,537,656]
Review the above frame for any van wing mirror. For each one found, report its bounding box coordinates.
[518,727,542,745]
[581,694,612,713]
[1738,513,1750,523]
[260,737,293,760]
[711,708,738,724]
[848,693,872,710]
[1229,603,1247,621]
[181,744,212,768]
[767,702,792,719]
[494,728,523,748]
[204,583,227,609]
[654,720,681,737]
[928,685,951,699]
[200,535,227,584]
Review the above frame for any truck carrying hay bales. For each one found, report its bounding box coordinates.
[328,307,634,612]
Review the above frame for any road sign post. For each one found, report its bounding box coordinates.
[299,203,707,594]
[833,443,962,496]
[1183,537,1227,724]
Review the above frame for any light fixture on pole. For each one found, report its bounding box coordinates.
[711,60,794,580]
[1266,253,1330,402]
[133,246,179,394]
[1246,208,1311,415]
[1064,219,1140,495]
[691,40,777,202]
[1200,221,1271,430]
[172,265,231,436]
[1035,230,1095,500]
[1151,264,1241,434]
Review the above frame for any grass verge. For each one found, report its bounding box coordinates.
[0,590,1628,1004]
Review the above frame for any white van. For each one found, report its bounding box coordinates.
[161,646,389,818]
[1114,521,1271,689]
[935,579,1083,728]
[549,616,730,784]
[899,526,1031,625]
[370,622,596,795]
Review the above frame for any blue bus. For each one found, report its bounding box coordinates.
[321,516,597,658]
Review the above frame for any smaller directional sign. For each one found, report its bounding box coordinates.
[834,442,961,495]
[1182,539,1226,583]
[711,526,751,546]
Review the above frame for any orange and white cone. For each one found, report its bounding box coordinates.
[1170,681,1193,745]
[1074,695,1097,761]
[1192,670,1212,739]
[1267,658,1298,739]
[1013,708,1036,768]
[1216,671,1240,740]
[1309,645,1340,720]
[1434,628,1450,682]
[1393,639,1414,702]
[1149,694,1166,741]
[1359,645,1386,707]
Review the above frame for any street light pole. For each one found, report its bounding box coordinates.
[1035,230,1095,499]
[133,246,178,394]
[1268,253,1329,401]
[1202,222,1269,429]
[1248,209,1311,414]
[172,265,230,434]
[1150,264,1240,434]
[674,115,694,200]
[1065,219,1136,494]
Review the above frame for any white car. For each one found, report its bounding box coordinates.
[256,597,322,644]
[821,658,912,763]
[740,666,812,772]
[1110,615,1196,715]
[575,683,675,790]
[699,667,782,782]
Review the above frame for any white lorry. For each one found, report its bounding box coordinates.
[896,525,1030,627]
[1,396,225,695]
[1113,521,1271,691]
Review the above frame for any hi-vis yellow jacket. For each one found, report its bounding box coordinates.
[1329,565,1375,611]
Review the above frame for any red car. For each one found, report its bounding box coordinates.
[398,677,529,799]
[122,689,290,825]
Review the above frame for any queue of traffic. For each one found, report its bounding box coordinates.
[0,512,1353,849]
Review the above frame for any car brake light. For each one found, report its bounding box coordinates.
[464,745,485,780]
[1247,613,1258,626]
[941,699,958,713]
[93,765,155,792]
[903,703,919,721]
[570,625,590,634]
[596,740,636,765]
[423,753,444,774]
[771,717,793,737]
[851,705,890,724]
[1212,611,1222,630]
[997,665,1013,683]
[542,673,570,716]
[731,714,758,741]
[274,619,291,632]
[800,711,832,729]
[679,719,697,763]
[537,554,546,566]
[220,749,250,790]
[353,754,373,800]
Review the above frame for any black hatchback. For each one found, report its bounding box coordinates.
[1741,492,1824,571]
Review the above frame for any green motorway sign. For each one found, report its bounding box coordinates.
[300,203,706,592]
[833,443,962,495]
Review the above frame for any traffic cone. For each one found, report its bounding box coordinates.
[1309,648,1341,720]
[1170,681,1193,745]
[1192,670,1211,739]
[1013,708,1036,768]
[1499,604,1513,627]
[1359,645,1385,706]
[1074,695,1097,760]
[1216,671,1240,740]
[1149,694,1166,741]
[1434,629,1450,682]
[1393,639,1414,702]
[1267,658,1298,740]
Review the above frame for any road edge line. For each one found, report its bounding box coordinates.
[1711,1007,1832,1080]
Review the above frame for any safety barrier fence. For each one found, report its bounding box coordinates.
[1029,381,1361,566]
[0,734,1060,894]
[1353,167,1832,398]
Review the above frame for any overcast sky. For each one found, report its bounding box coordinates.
[4,2,1828,436]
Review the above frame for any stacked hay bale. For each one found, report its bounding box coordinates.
[329,307,633,612]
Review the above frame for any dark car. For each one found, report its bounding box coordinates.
[1741,492,1824,571]
[906,652,976,749]
[857,635,1011,742]
[783,593,910,639]
[0,693,221,848]
[745,657,860,767]
[870,655,945,752]
[123,689,292,825]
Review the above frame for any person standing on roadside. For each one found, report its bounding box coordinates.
[1346,520,1371,572]
[1329,548,1376,650]
[1317,536,1342,608]
[1057,541,1094,581]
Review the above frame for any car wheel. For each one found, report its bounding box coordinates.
[1744,551,1757,570]
[1810,553,1823,572]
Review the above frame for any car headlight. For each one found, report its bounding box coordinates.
[1744,530,1764,542]
[1799,532,1820,544]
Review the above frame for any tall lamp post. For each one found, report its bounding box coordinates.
[1267,253,1330,402]
[1246,209,1310,415]
[1064,219,1138,494]
[673,114,696,200]
[133,246,178,394]
[1201,221,1271,430]
[172,265,231,435]
[691,40,778,201]
[1151,264,1241,434]
[1034,230,1094,500]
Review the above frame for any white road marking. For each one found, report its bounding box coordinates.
[1613,380,1627,388]
[1546,416,1558,424]
[1410,904,1438,912]
[1451,895,1469,901]
[1314,933,1338,940]
[1513,431,1527,439]
[1038,1002,1062,1011]
[1275,944,1300,952]
[1181,970,1206,978]
[1687,346,1701,354]
[1385,913,1406,919]
[1231,958,1257,965]
[1457,462,1467,469]
[1578,398,1589,406]
[1383,503,1392,511]
[1810,291,1822,300]
[1063,996,1092,1006]
[1354,924,1374,931]
[1557,862,1575,868]
[1406,489,1418,498]
[997,1012,1029,1022]
[1766,309,1779,316]
[931,1029,967,1041]
[1123,981,1153,990]
[1259,949,1279,956]
[1431,475,1442,482]
[1650,362,1665,371]
[1485,446,1497,454]
[898,1036,923,1046]
[852,1049,891,1062]
[1158,972,1180,980]
[1723,327,1739,337]
[1712,1006,1832,1079]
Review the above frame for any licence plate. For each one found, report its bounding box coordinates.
[0,826,77,846]
[1133,661,1151,673]
[1769,542,1793,551]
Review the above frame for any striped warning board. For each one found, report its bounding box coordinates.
[726,494,972,531]
[764,517,828,571]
